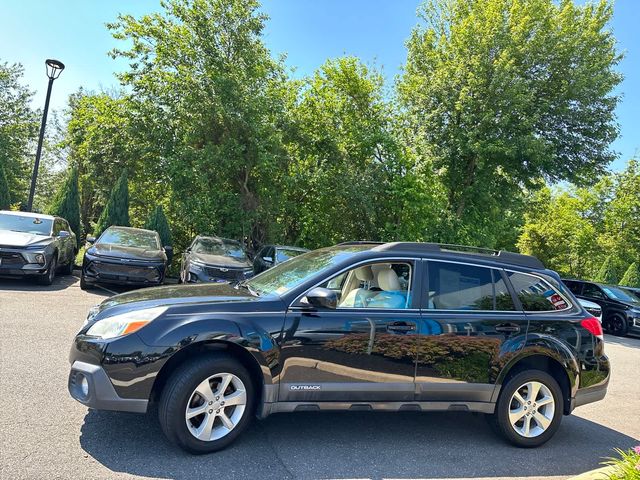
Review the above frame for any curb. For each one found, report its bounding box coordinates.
[567,465,616,480]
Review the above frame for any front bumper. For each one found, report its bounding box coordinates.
[83,257,165,286]
[68,360,148,413]
[0,246,49,277]
[186,264,253,283]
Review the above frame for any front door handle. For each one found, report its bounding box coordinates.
[495,323,521,333]
[387,322,416,333]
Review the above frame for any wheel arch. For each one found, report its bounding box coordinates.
[497,351,575,415]
[150,339,267,407]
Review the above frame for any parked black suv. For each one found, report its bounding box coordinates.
[69,242,608,453]
[80,226,171,290]
[0,210,76,285]
[563,278,640,336]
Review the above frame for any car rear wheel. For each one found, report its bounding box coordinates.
[62,257,75,275]
[158,354,255,454]
[37,255,57,285]
[608,313,628,336]
[491,370,562,448]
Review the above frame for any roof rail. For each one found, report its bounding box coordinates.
[370,242,544,269]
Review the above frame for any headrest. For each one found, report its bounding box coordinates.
[355,266,373,281]
[378,269,401,292]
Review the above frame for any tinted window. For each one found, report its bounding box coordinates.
[563,280,582,295]
[582,283,605,300]
[427,262,514,310]
[0,213,54,236]
[507,272,569,311]
[276,248,305,263]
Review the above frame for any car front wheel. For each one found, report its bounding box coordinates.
[158,354,255,454]
[492,370,563,448]
[37,255,57,285]
[608,313,628,337]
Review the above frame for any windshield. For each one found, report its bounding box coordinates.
[276,248,307,263]
[0,213,53,236]
[246,246,368,297]
[97,229,159,250]
[193,238,247,260]
[602,286,639,303]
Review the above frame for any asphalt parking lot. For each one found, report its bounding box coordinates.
[1,274,638,480]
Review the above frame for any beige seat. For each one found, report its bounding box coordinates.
[368,269,408,309]
[339,266,377,307]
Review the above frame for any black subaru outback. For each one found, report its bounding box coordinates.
[68,242,608,453]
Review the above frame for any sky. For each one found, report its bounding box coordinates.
[1,0,637,170]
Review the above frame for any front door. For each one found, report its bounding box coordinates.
[415,260,528,405]
[278,259,423,403]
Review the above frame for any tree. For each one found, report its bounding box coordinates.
[108,0,290,250]
[0,164,10,209]
[145,205,172,247]
[47,166,81,245]
[0,61,38,205]
[398,0,622,246]
[94,171,129,237]
[619,262,640,288]
[594,255,618,285]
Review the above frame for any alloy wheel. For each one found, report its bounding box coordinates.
[508,381,555,438]
[184,372,247,442]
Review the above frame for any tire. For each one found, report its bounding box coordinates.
[608,313,628,337]
[79,274,92,291]
[37,255,57,285]
[158,354,255,454]
[62,257,75,275]
[491,370,563,448]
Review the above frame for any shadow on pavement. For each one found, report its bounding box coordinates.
[0,273,85,293]
[80,409,639,480]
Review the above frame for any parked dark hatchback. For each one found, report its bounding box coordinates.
[563,278,640,336]
[253,244,309,274]
[0,210,76,285]
[179,235,253,283]
[69,242,608,453]
[80,226,170,290]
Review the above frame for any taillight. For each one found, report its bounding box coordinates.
[580,316,604,340]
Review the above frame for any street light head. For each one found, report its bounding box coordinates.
[45,59,65,80]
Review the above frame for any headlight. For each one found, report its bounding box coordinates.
[22,251,46,264]
[86,306,167,339]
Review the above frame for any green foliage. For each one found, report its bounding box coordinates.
[398,0,621,246]
[620,263,640,288]
[145,205,172,247]
[603,446,640,479]
[47,166,81,245]
[0,61,38,205]
[594,255,618,285]
[94,171,130,237]
[0,164,10,209]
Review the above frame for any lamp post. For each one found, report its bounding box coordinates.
[26,59,65,212]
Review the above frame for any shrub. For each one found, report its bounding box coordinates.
[145,205,172,247]
[94,171,129,237]
[620,262,640,288]
[0,165,10,210]
[47,166,81,246]
[603,446,640,479]
[594,255,618,284]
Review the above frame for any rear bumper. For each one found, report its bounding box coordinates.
[68,360,148,413]
[572,383,608,409]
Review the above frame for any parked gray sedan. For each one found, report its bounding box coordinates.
[0,210,77,285]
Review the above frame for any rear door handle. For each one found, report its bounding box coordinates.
[387,322,416,333]
[495,323,521,333]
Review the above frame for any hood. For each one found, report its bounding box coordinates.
[90,243,165,261]
[96,282,261,315]
[191,252,252,269]
[0,230,52,248]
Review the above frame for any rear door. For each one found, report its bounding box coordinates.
[415,260,527,405]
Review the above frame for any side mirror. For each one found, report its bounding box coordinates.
[58,230,71,238]
[303,287,338,309]
[86,236,96,244]
[263,256,273,263]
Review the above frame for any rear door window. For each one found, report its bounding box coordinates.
[427,261,515,311]
[582,283,606,300]
[507,272,570,311]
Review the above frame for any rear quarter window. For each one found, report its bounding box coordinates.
[507,272,571,311]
